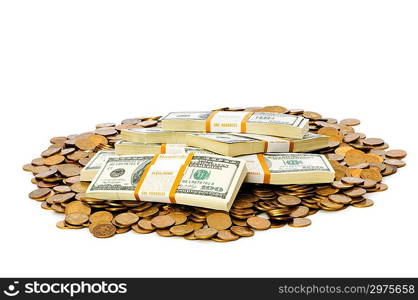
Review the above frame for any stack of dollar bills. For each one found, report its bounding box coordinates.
[83,111,335,211]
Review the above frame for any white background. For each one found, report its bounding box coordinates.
[0,0,417,277]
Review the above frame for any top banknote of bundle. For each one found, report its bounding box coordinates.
[242,153,335,185]
[121,127,189,144]
[161,111,309,139]
[185,132,329,156]
[86,154,247,211]
[80,150,116,181]
[115,141,214,156]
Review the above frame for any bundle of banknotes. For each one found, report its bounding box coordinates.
[82,111,335,211]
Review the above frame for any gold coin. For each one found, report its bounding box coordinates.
[32,157,45,166]
[138,120,158,127]
[136,206,159,218]
[345,168,362,178]
[70,182,89,193]
[341,176,364,185]
[75,137,97,151]
[266,208,291,216]
[47,192,75,204]
[131,223,153,234]
[232,200,254,209]
[315,187,339,196]
[167,212,188,225]
[385,149,407,159]
[65,212,89,225]
[91,223,116,238]
[57,220,71,229]
[361,179,377,188]
[352,198,374,208]
[44,155,65,166]
[137,218,155,230]
[231,218,248,226]
[151,215,175,228]
[194,228,218,239]
[340,118,360,126]
[384,159,406,168]
[41,147,61,158]
[65,201,91,215]
[376,183,388,191]
[169,224,194,236]
[217,230,240,241]
[345,149,367,166]
[318,199,344,210]
[96,122,116,128]
[277,195,301,206]
[41,201,52,210]
[246,216,271,230]
[230,226,254,237]
[343,133,361,143]
[183,232,197,240]
[360,168,382,182]
[331,181,353,189]
[89,134,108,147]
[23,163,36,172]
[206,212,232,230]
[186,221,204,231]
[289,217,312,228]
[236,194,259,202]
[318,126,340,137]
[256,106,288,113]
[53,185,72,193]
[89,211,113,223]
[114,212,139,226]
[50,136,67,144]
[303,111,322,120]
[56,164,82,177]
[211,237,228,242]
[116,227,131,234]
[270,220,288,228]
[34,169,58,180]
[51,204,65,213]
[363,138,384,146]
[29,188,52,199]
[289,206,310,218]
[364,153,384,163]
[67,151,89,161]
[328,194,352,204]
[343,187,367,197]
[95,128,118,136]
[156,229,174,237]
[64,175,81,184]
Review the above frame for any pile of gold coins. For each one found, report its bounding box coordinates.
[23,106,407,242]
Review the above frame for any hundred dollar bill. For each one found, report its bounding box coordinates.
[115,141,214,155]
[80,150,116,181]
[241,153,335,184]
[121,127,189,144]
[86,154,247,211]
[185,132,329,156]
[161,111,309,139]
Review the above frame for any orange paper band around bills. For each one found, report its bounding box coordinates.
[240,112,254,132]
[160,143,166,154]
[263,141,268,152]
[134,154,159,201]
[205,111,254,132]
[205,111,218,132]
[168,153,194,203]
[279,137,294,152]
[256,153,271,184]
